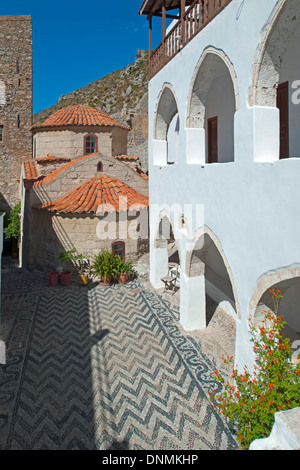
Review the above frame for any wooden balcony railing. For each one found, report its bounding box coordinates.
[149,0,233,79]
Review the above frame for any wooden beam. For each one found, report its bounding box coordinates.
[180,0,186,45]
[162,0,166,65]
[148,15,153,78]
[155,12,180,19]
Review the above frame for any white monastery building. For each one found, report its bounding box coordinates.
[139,0,300,371]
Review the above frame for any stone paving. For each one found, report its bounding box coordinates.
[0,261,239,450]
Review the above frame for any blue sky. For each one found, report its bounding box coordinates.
[1,0,164,114]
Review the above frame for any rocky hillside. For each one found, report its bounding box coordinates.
[33,50,149,170]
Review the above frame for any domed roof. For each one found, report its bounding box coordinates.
[31,105,130,131]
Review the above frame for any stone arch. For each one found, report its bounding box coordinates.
[187,47,238,163]
[153,83,180,165]
[154,209,181,266]
[250,0,300,107]
[186,226,240,320]
[187,47,239,128]
[249,266,300,343]
[249,0,300,159]
[154,83,180,140]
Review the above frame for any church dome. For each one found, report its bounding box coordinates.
[31,104,130,131]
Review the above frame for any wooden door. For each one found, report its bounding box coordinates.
[277,82,289,159]
[208,116,218,163]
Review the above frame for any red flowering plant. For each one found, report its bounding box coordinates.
[209,289,300,449]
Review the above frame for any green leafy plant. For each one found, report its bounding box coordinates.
[58,248,76,270]
[210,289,300,449]
[117,257,134,275]
[91,249,119,283]
[5,201,21,240]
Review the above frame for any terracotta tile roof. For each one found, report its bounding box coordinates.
[31,105,130,131]
[23,158,39,180]
[114,154,139,162]
[33,174,149,214]
[23,154,94,190]
[134,165,149,181]
[35,155,71,164]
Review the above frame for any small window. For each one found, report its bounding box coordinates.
[17,114,20,129]
[112,241,125,260]
[84,134,97,155]
[97,161,103,172]
[0,125,3,142]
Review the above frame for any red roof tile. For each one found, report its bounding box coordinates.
[135,165,149,181]
[35,155,71,164]
[24,154,95,190]
[114,155,139,162]
[23,158,39,180]
[31,105,130,131]
[33,174,149,214]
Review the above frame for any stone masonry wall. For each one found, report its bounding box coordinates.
[27,211,147,271]
[33,126,128,161]
[30,153,148,208]
[0,16,33,211]
[21,153,149,269]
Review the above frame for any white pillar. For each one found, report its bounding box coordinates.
[153,139,167,166]
[186,128,206,164]
[252,106,280,162]
[180,272,206,331]
[150,245,169,289]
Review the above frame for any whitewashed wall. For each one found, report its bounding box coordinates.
[148,0,300,370]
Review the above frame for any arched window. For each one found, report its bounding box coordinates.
[84,134,98,155]
[112,241,125,260]
[97,161,103,172]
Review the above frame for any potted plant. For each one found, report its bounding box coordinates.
[117,258,134,285]
[5,201,21,259]
[58,248,76,286]
[91,249,118,286]
[48,271,59,286]
[74,253,90,285]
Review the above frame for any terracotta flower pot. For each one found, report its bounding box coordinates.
[100,274,112,286]
[118,273,129,285]
[78,274,89,286]
[59,270,72,286]
[48,271,59,286]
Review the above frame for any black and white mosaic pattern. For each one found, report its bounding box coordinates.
[0,270,238,450]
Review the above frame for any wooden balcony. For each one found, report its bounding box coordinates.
[139,0,233,79]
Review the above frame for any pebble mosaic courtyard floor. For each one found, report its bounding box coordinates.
[0,267,239,450]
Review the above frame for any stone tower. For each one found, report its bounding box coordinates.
[0,16,32,211]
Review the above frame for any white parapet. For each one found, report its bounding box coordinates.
[249,407,300,450]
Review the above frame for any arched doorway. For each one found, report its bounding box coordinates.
[183,227,238,367]
[186,228,239,323]
[250,267,300,348]
[150,211,181,289]
[187,48,238,164]
[250,0,300,159]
